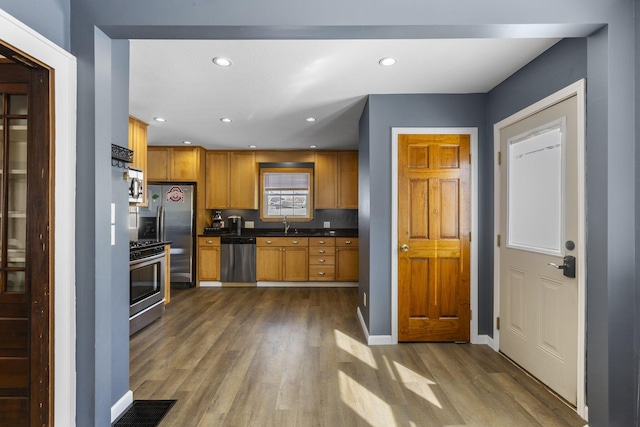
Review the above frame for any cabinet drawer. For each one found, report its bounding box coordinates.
[309,265,335,281]
[198,236,220,247]
[257,237,308,247]
[336,237,358,247]
[309,237,335,247]
[309,255,335,265]
[309,247,335,256]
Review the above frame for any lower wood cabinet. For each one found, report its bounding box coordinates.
[198,236,220,283]
[336,237,359,281]
[309,237,336,281]
[257,237,308,281]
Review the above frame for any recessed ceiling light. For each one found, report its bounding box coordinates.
[183,140,192,145]
[309,145,317,148]
[378,57,397,67]
[153,117,166,122]
[212,57,232,67]
[305,117,316,122]
[220,117,232,123]
[249,145,257,148]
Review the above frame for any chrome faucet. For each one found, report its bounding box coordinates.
[283,215,290,234]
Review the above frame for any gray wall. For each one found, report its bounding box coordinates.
[485,37,588,335]
[358,100,371,326]
[359,94,487,335]
[2,0,630,425]
[0,0,69,49]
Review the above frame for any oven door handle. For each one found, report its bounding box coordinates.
[130,251,166,267]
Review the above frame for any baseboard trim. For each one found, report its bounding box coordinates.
[257,281,358,288]
[357,307,394,345]
[111,390,133,423]
[476,334,496,349]
[199,281,222,287]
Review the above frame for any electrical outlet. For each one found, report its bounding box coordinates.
[364,292,367,307]
[324,221,331,228]
[245,221,254,228]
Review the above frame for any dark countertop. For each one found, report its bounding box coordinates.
[200,228,358,238]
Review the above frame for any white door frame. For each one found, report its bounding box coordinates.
[0,9,78,427]
[391,127,479,345]
[493,79,586,418]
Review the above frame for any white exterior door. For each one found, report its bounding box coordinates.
[498,92,582,406]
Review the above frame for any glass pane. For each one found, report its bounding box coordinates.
[266,190,309,217]
[507,124,564,255]
[7,118,27,269]
[8,94,27,115]
[264,172,310,190]
[6,271,25,293]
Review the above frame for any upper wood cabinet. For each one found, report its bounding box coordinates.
[315,151,358,209]
[128,116,148,205]
[147,146,203,182]
[205,151,257,209]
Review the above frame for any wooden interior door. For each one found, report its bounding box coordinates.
[0,48,52,427]
[398,134,470,342]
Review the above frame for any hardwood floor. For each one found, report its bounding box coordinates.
[129,287,586,427]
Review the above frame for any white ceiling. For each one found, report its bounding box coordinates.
[129,38,559,151]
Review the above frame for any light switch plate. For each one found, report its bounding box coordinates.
[323,221,331,228]
[245,221,254,229]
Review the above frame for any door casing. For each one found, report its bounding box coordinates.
[391,127,478,345]
[0,9,77,427]
[493,79,586,418]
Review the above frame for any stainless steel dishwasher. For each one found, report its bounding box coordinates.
[220,236,256,283]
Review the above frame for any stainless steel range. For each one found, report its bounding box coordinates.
[129,241,166,335]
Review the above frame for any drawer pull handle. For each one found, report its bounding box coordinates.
[318,272,325,276]
[206,240,213,244]
[319,250,326,253]
[319,240,325,244]
[266,240,272,244]
[292,240,298,244]
[319,259,325,263]
[345,240,352,244]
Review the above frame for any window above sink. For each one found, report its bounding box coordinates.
[260,166,314,222]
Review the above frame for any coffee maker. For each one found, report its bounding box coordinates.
[228,215,242,235]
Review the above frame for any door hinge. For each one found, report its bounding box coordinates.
[469,232,471,242]
[469,153,472,164]
[496,317,500,330]
[497,151,502,165]
[497,234,501,247]
[470,310,472,321]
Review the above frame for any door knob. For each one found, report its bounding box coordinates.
[400,244,409,252]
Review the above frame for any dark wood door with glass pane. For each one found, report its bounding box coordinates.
[0,51,52,427]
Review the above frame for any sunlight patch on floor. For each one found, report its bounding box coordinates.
[334,329,378,369]
[338,370,395,425]
[390,358,442,409]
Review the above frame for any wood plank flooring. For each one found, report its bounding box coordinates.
[129,287,587,427]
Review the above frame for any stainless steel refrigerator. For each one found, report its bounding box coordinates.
[138,184,195,287]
